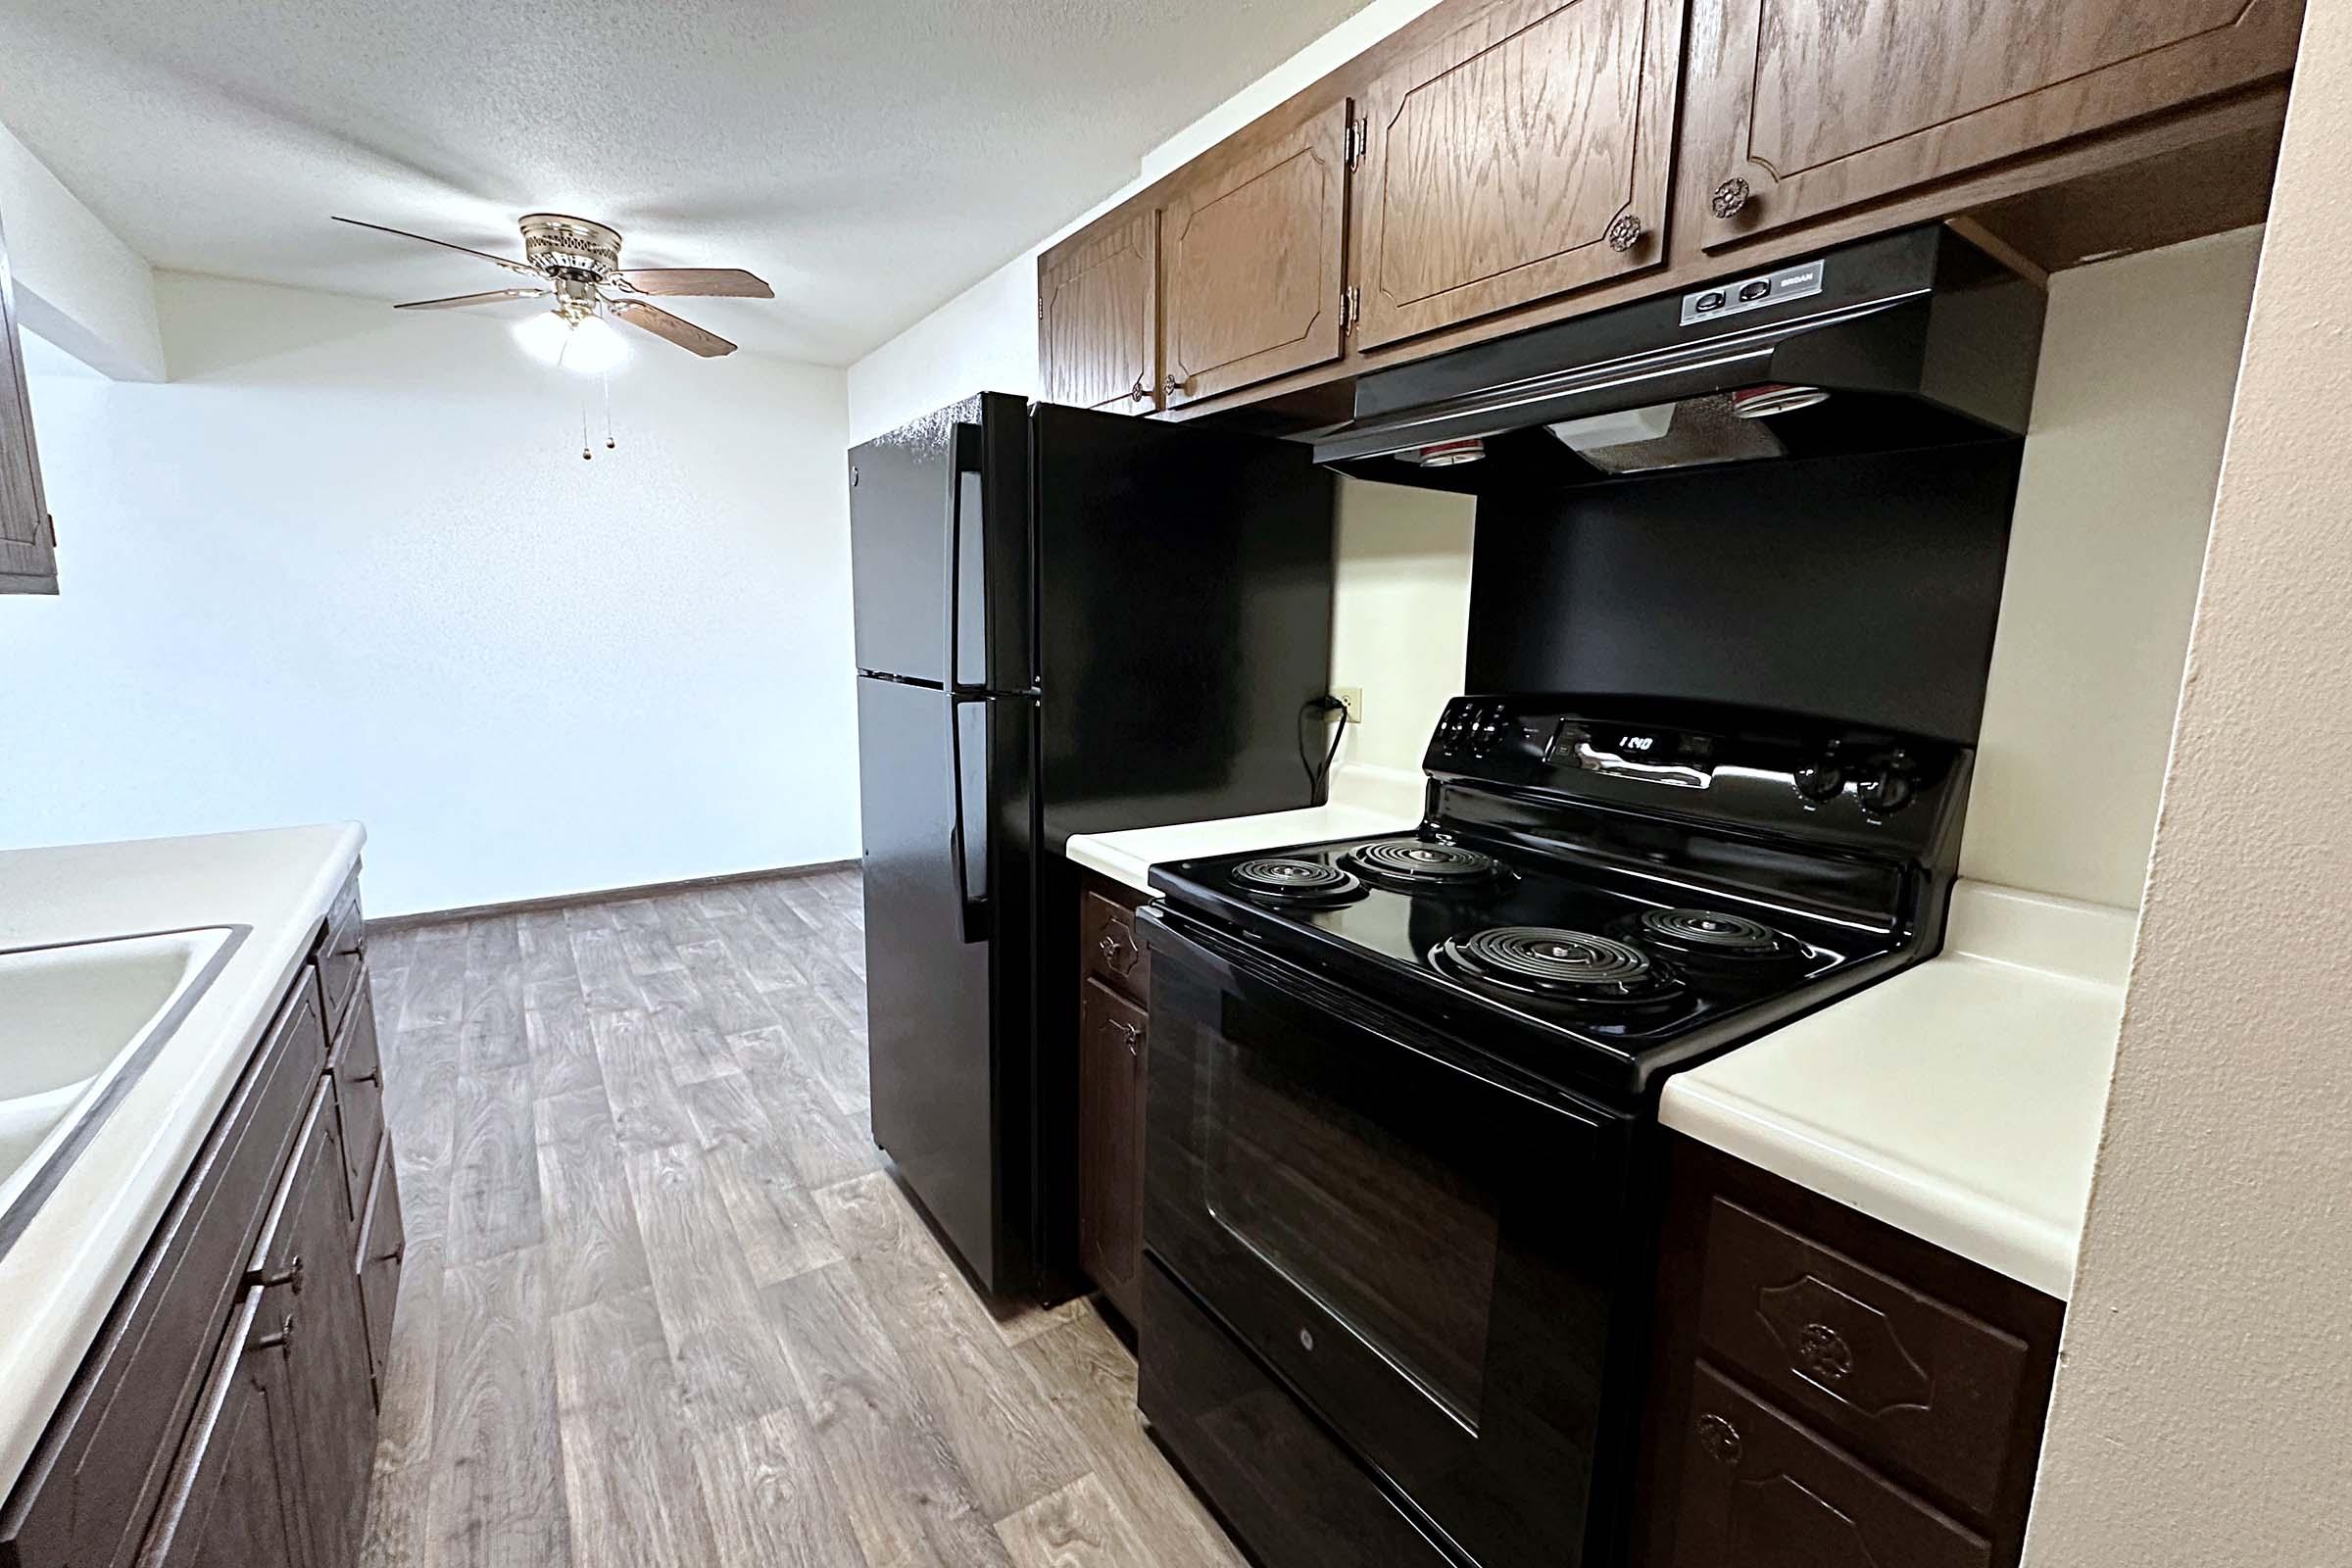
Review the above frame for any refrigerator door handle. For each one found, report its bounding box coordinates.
[948,689,993,945]
[944,419,985,693]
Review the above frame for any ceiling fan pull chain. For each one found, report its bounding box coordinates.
[582,401,593,462]
[603,372,616,451]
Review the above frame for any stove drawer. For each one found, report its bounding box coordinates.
[1696,1198,2033,1518]
[1140,1260,1454,1568]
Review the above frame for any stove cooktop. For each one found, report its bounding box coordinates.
[1152,830,1907,1098]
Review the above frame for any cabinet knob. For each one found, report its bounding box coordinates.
[1163,371,1188,400]
[1129,376,1152,404]
[249,1312,298,1354]
[1605,213,1644,253]
[1697,1412,1743,1467]
[353,1067,382,1089]
[373,1242,406,1266]
[1795,1322,1854,1384]
[1114,1020,1143,1054]
[1710,177,1753,220]
[255,1254,306,1295]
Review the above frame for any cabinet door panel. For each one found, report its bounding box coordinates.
[1672,1364,1991,1568]
[356,1136,405,1391]
[0,208,54,594]
[1039,210,1158,415]
[254,1088,375,1568]
[1353,0,1681,349]
[325,971,383,1220]
[1685,0,2304,250]
[138,1288,312,1568]
[1075,977,1146,1322]
[1162,103,1350,406]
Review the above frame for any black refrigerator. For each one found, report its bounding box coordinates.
[849,392,1337,1299]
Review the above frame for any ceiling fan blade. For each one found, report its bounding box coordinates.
[614,268,773,299]
[394,287,550,311]
[331,216,538,277]
[611,300,737,357]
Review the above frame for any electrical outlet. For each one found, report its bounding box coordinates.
[1333,686,1365,723]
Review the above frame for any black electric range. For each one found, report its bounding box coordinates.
[1134,696,1972,1568]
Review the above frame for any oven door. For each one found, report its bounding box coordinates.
[1142,907,1638,1568]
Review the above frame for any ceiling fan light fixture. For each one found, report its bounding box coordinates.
[514,308,631,375]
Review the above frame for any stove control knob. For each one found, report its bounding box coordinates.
[1791,763,1844,805]
[1854,770,1916,816]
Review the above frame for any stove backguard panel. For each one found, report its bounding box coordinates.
[1465,442,2024,745]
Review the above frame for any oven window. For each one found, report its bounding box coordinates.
[1202,1035,1501,1430]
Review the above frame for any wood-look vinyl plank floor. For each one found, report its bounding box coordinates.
[361,870,1243,1568]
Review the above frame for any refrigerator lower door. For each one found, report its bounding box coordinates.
[855,673,1036,1295]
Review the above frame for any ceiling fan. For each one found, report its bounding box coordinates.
[330,212,771,360]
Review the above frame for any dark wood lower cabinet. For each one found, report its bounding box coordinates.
[1641,1135,2064,1567]
[136,1289,312,1568]
[1074,874,1152,1325]
[0,866,399,1568]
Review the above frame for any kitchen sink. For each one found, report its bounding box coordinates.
[0,927,243,1226]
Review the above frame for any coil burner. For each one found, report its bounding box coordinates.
[1431,927,1682,1008]
[1633,907,1807,966]
[1227,858,1366,907]
[1341,841,1502,891]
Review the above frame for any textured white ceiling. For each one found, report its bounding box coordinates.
[0,0,1374,366]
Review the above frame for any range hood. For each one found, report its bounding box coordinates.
[1314,225,2045,484]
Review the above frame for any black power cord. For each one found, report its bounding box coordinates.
[1298,695,1349,801]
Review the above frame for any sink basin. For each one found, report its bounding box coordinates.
[0,927,242,1224]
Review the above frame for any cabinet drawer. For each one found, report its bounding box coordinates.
[324,969,384,1222]
[0,974,326,1568]
[1672,1362,1990,1568]
[1080,889,1150,1003]
[1696,1198,2032,1519]
[318,874,366,1041]
[1076,978,1147,1322]
[356,1137,405,1393]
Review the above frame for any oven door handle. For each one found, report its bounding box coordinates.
[1140,906,1616,1125]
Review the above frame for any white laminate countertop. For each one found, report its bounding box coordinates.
[0,823,365,1501]
[1065,763,1426,896]
[1660,881,2136,1300]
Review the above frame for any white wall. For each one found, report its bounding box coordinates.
[2024,8,2352,1556]
[0,121,164,381]
[1960,228,2262,908]
[2,273,858,917]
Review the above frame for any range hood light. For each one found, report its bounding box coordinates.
[1405,438,1488,467]
[1731,383,1831,419]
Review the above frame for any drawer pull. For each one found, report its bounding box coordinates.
[372,1242,406,1266]
[1113,1020,1142,1054]
[1095,932,1138,974]
[255,1254,305,1295]
[1796,1322,1853,1385]
[249,1312,298,1353]
[1697,1412,1742,1467]
[351,1067,382,1089]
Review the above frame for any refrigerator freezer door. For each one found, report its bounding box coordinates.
[849,397,973,683]
[855,673,1037,1294]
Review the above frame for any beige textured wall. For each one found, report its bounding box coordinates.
[1961,229,2262,908]
[1326,478,1476,773]
[2023,6,2352,1558]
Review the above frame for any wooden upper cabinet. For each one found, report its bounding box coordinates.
[0,208,57,595]
[1350,0,1684,350]
[1161,102,1351,408]
[1038,209,1159,416]
[1684,0,2306,251]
